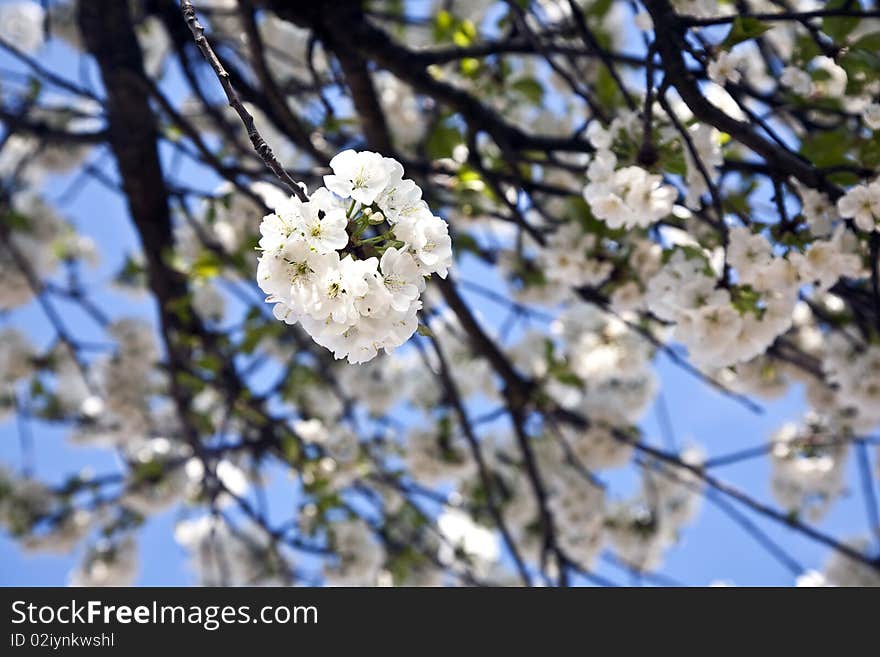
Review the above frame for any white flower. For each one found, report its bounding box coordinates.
[796,570,830,587]
[0,2,45,55]
[395,211,453,278]
[799,188,835,237]
[257,238,330,308]
[791,226,862,291]
[380,247,423,312]
[691,304,743,357]
[646,242,802,368]
[726,226,773,285]
[836,181,880,232]
[374,160,423,222]
[583,143,675,230]
[259,196,307,252]
[625,168,677,223]
[683,123,722,209]
[308,254,369,325]
[540,223,613,287]
[293,418,329,444]
[324,150,394,205]
[781,66,813,96]
[586,122,613,150]
[810,56,847,98]
[707,51,742,86]
[293,188,349,254]
[175,515,293,586]
[437,509,500,571]
[586,149,617,182]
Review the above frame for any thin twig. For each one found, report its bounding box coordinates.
[179,0,308,201]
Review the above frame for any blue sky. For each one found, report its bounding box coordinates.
[1,2,878,587]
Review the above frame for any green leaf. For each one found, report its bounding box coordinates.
[452,231,482,257]
[460,57,480,77]
[115,253,146,289]
[416,324,434,338]
[859,134,880,169]
[240,322,278,355]
[552,370,583,387]
[840,48,880,85]
[452,19,477,47]
[851,31,880,53]
[280,434,300,465]
[800,129,853,168]
[1,210,31,232]
[586,0,613,18]
[433,10,453,41]
[191,251,223,279]
[822,0,860,42]
[731,285,762,316]
[657,140,687,177]
[455,165,486,192]
[132,460,165,485]
[793,34,821,64]
[720,17,772,50]
[595,66,618,107]
[426,123,463,159]
[511,77,544,103]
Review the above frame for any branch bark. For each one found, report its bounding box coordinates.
[78,0,204,449]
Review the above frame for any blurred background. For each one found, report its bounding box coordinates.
[1,0,879,587]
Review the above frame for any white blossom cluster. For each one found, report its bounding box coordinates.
[174,181,289,324]
[780,56,848,100]
[605,447,704,571]
[797,537,880,587]
[716,298,879,524]
[120,438,249,517]
[0,327,35,421]
[406,423,476,487]
[0,99,103,181]
[69,536,138,587]
[644,223,862,369]
[175,515,294,586]
[538,222,614,288]
[257,150,452,363]
[324,518,385,586]
[769,417,848,523]
[0,195,95,310]
[64,319,162,445]
[646,247,789,368]
[0,466,54,539]
[583,119,677,230]
[524,304,658,470]
[821,538,880,587]
[436,509,500,578]
[292,416,362,492]
[553,304,656,422]
[822,334,880,431]
[545,463,606,566]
